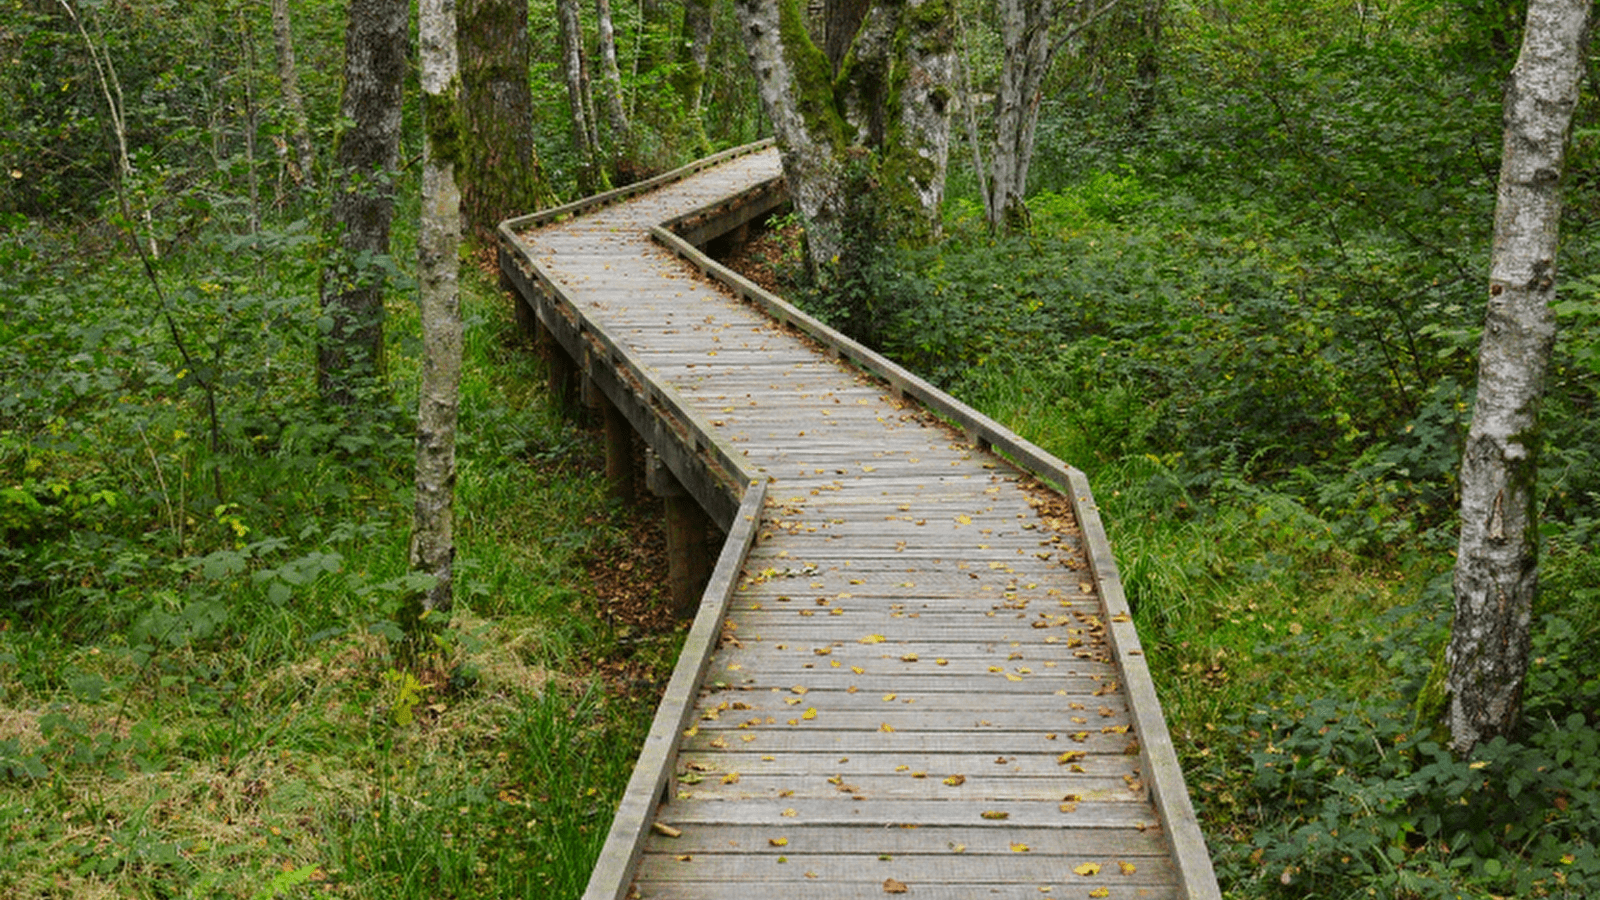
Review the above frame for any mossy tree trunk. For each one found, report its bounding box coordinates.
[410,0,464,628]
[1447,0,1590,755]
[595,0,632,155]
[734,0,953,282]
[317,0,408,408]
[459,0,551,242]
[673,0,715,155]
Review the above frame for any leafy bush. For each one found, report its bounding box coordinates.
[1209,604,1600,900]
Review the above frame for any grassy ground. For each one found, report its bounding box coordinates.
[0,254,685,900]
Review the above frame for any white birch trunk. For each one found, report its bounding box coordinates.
[986,0,1122,232]
[988,0,1054,230]
[411,0,463,617]
[1447,0,1590,754]
[595,0,631,146]
[270,0,317,189]
[559,0,604,191]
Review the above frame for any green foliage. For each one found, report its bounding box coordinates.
[1,196,672,900]
[1205,605,1600,899]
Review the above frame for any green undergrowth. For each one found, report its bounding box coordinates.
[1,217,678,899]
[775,63,1600,892]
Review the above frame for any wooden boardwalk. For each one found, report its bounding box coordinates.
[499,145,1219,900]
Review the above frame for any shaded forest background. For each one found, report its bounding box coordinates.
[2,0,1598,898]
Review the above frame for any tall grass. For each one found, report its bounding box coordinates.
[0,231,675,899]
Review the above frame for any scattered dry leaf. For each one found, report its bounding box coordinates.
[883,878,909,894]
[1073,862,1101,877]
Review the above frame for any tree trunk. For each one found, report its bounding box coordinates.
[459,0,551,242]
[1128,0,1162,129]
[986,0,1124,232]
[270,0,316,190]
[733,0,953,277]
[735,0,848,269]
[595,0,631,151]
[674,0,714,155]
[823,0,870,73]
[1447,0,1589,755]
[988,0,1055,231]
[317,0,408,408]
[558,0,606,192]
[410,0,465,625]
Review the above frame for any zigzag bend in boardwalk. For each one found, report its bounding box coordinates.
[498,143,1221,900]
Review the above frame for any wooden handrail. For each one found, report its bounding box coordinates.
[650,215,1223,900]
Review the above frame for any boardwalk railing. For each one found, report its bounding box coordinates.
[499,146,1221,900]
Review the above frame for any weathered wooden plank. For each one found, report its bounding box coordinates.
[631,883,1177,900]
[681,729,1140,756]
[686,704,1131,732]
[635,822,1171,856]
[703,656,1116,682]
[673,748,1141,777]
[637,852,1177,883]
[668,775,1145,804]
[652,797,1162,829]
[690,689,1125,713]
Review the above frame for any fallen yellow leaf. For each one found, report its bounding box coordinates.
[1010,842,1030,852]
[1073,862,1101,876]
[769,837,788,847]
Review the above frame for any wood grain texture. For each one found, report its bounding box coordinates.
[502,146,1219,900]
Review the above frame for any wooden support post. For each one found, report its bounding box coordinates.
[585,378,635,502]
[536,319,579,412]
[647,450,714,615]
[511,290,538,341]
